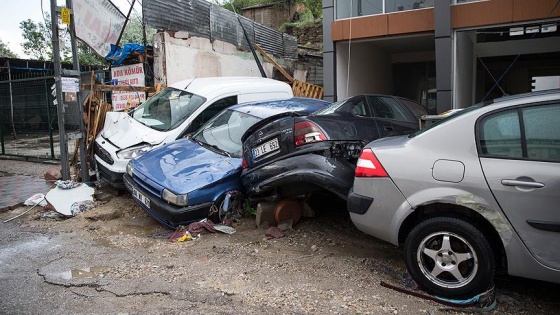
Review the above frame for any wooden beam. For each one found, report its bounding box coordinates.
[254,44,294,83]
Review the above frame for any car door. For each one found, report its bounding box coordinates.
[478,102,560,269]
[366,96,419,136]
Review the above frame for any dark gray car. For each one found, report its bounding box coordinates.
[348,90,560,298]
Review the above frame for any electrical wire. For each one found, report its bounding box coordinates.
[346,0,353,98]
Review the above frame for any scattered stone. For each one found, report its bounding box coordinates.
[44,166,62,181]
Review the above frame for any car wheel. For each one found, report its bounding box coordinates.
[404,217,495,299]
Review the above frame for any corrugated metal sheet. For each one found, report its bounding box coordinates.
[193,0,211,38]
[143,0,297,59]
[236,15,256,51]
[211,5,240,45]
[283,34,298,59]
[254,24,284,57]
[143,0,196,33]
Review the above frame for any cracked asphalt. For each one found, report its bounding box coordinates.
[1,159,559,314]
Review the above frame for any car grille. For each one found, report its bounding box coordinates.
[95,142,114,165]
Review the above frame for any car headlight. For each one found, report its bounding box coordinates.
[126,162,134,177]
[162,188,188,206]
[117,144,153,159]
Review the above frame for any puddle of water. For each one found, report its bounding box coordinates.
[59,266,112,280]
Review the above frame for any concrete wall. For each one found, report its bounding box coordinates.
[152,31,315,86]
[455,31,475,108]
[336,42,392,99]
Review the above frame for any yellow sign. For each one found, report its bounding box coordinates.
[61,7,71,25]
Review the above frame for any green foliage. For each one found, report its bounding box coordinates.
[0,39,18,58]
[220,0,321,18]
[220,0,276,13]
[18,12,154,65]
[120,16,157,45]
[20,19,53,60]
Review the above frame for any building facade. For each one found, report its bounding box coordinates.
[322,0,560,113]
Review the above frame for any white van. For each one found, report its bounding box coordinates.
[94,77,293,189]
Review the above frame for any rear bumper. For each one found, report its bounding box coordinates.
[241,154,355,200]
[347,189,373,214]
[124,174,212,229]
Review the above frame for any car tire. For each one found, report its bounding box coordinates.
[404,216,495,299]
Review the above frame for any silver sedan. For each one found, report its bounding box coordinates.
[347,90,560,298]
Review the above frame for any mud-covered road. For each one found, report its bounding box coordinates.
[1,160,559,314]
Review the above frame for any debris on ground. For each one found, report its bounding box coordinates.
[265,226,285,239]
[45,180,95,216]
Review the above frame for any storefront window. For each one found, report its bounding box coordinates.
[336,0,433,19]
[385,0,434,13]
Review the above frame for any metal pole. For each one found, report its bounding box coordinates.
[7,60,17,140]
[51,0,70,180]
[67,0,89,182]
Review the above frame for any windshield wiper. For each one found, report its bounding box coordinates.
[193,139,231,157]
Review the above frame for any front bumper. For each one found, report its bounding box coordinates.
[241,154,355,200]
[96,160,126,190]
[124,174,212,229]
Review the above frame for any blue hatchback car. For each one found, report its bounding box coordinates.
[123,97,329,228]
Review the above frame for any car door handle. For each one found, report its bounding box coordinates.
[383,125,393,131]
[501,179,545,188]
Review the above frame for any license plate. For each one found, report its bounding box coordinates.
[252,138,280,159]
[132,188,150,208]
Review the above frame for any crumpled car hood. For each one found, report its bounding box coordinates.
[100,112,167,148]
[132,139,241,195]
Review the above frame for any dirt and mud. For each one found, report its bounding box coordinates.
[1,159,559,314]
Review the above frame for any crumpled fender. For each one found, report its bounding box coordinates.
[100,112,167,149]
[401,187,514,248]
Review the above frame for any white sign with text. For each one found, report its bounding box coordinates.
[111,63,146,111]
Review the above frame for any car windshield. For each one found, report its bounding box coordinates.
[131,87,206,131]
[192,109,260,158]
[411,104,483,137]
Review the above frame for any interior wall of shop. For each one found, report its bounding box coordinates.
[455,28,560,104]
[335,41,392,99]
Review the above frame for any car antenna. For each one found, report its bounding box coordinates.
[184,76,197,91]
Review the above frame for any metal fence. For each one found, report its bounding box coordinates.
[0,59,102,161]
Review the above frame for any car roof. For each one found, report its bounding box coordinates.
[227,97,330,119]
[169,77,291,95]
[489,88,560,106]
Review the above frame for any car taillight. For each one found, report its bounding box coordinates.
[294,120,327,147]
[355,149,388,177]
[241,148,248,169]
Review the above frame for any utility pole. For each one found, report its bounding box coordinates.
[66,0,89,182]
[51,0,70,180]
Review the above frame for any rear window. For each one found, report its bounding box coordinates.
[400,98,429,120]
